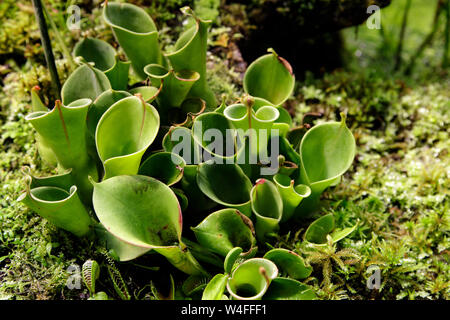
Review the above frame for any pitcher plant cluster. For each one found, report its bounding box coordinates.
[19,2,357,300]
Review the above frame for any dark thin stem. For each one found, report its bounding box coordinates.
[32,0,61,101]
[443,0,450,67]
[394,0,412,72]
[354,25,359,41]
[378,20,385,40]
[405,0,445,75]
[41,0,77,70]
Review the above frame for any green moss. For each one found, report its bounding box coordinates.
[280,70,449,300]
[194,0,220,21]
[343,0,447,75]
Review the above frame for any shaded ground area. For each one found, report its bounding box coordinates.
[0,0,449,299]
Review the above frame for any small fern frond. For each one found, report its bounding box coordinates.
[101,250,131,300]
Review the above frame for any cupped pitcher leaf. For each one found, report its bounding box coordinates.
[26,98,92,170]
[30,86,47,112]
[296,114,356,216]
[286,126,308,150]
[202,273,228,300]
[263,248,312,280]
[104,57,131,91]
[235,135,260,181]
[304,214,335,245]
[223,102,279,161]
[226,258,278,300]
[170,98,206,127]
[180,164,216,213]
[223,246,258,275]
[252,96,293,131]
[95,224,151,262]
[275,134,302,169]
[103,2,163,79]
[163,126,200,164]
[197,161,253,216]
[243,49,295,106]
[250,179,283,241]
[165,7,217,109]
[89,292,110,300]
[30,86,57,166]
[274,107,292,127]
[73,37,131,90]
[86,90,131,168]
[156,245,206,276]
[276,156,298,177]
[182,237,224,268]
[304,214,357,247]
[192,112,238,160]
[223,102,280,133]
[273,173,311,222]
[18,170,93,237]
[224,247,243,274]
[144,64,200,109]
[73,37,116,71]
[86,89,131,140]
[222,103,248,131]
[91,175,204,275]
[272,107,292,137]
[95,96,160,179]
[192,208,256,257]
[128,86,161,103]
[26,98,98,204]
[20,166,73,190]
[61,64,111,105]
[262,278,316,300]
[138,152,185,186]
[214,96,227,114]
[329,224,358,244]
[165,134,215,212]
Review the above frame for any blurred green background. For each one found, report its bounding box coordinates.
[0,0,448,300]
